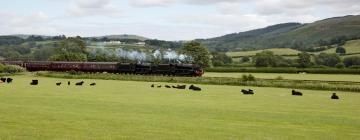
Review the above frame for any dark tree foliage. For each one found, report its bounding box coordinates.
[254,51,276,67]
[26,35,44,42]
[315,53,341,67]
[297,52,312,68]
[211,52,233,66]
[241,56,250,63]
[145,39,182,49]
[343,56,360,67]
[51,37,88,61]
[0,36,25,45]
[335,47,346,55]
[182,42,210,67]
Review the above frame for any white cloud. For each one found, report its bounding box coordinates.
[0,11,60,35]
[68,0,122,17]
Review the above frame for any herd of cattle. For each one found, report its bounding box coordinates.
[1,77,340,99]
[150,83,340,99]
[151,84,202,91]
[1,77,96,86]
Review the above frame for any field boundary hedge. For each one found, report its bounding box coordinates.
[37,72,360,93]
[205,67,360,74]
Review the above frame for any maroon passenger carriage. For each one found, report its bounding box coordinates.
[1,61,204,77]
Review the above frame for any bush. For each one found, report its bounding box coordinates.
[343,56,360,67]
[242,74,256,81]
[275,76,284,80]
[205,67,360,74]
[0,64,26,73]
[350,65,360,69]
[335,63,345,69]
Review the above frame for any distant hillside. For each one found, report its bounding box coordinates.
[198,15,360,51]
[94,34,149,41]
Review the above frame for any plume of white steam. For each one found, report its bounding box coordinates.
[89,46,192,63]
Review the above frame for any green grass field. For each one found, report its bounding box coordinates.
[204,72,360,82]
[0,75,359,139]
[320,40,360,54]
[227,48,301,57]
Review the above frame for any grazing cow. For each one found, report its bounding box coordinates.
[6,78,13,83]
[292,90,303,96]
[90,83,96,86]
[189,85,201,91]
[176,85,186,89]
[331,93,339,100]
[241,89,254,95]
[68,81,71,85]
[56,82,62,86]
[30,80,38,85]
[157,85,162,88]
[75,81,84,86]
[151,84,155,88]
[165,85,171,88]
[0,77,6,82]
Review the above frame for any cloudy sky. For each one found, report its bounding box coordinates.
[0,0,359,40]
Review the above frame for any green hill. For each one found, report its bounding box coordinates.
[319,39,360,54]
[227,48,301,57]
[95,34,149,41]
[199,15,360,51]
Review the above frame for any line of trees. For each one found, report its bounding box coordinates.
[251,51,360,68]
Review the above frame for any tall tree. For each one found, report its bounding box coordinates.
[315,53,341,67]
[254,51,276,67]
[181,42,210,67]
[211,52,233,66]
[51,37,88,61]
[335,47,346,55]
[297,52,312,68]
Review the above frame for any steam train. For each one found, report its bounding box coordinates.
[1,61,204,77]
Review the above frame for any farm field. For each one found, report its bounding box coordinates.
[319,39,360,54]
[226,48,301,57]
[204,72,360,82]
[0,75,359,139]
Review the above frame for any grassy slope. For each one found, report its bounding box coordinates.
[226,39,360,59]
[320,39,360,54]
[227,48,301,57]
[0,75,359,139]
[204,72,360,82]
[201,15,360,51]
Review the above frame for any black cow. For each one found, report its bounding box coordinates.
[241,89,254,95]
[68,81,71,85]
[6,78,13,83]
[292,90,303,96]
[165,85,171,88]
[157,85,162,88]
[189,85,201,91]
[76,81,84,86]
[175,85,186,89]
[90,83,96,86]
[0,77,6,82]
[56,82,62,86]
[151,84,155,88]
[30,80,38,85]
[331,93,339,100]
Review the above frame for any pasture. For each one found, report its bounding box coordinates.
[319,39,360,54]
[226,48,301,57]
[0,75,359,139]
[204,72,360,82]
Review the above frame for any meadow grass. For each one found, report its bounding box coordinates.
[227,48,301,57]
[36,72,360,92]
[204,72,360,82]
[0,75,359,140]
[319,39,360,54]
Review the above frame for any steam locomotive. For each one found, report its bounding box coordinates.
[1,61,204,77]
